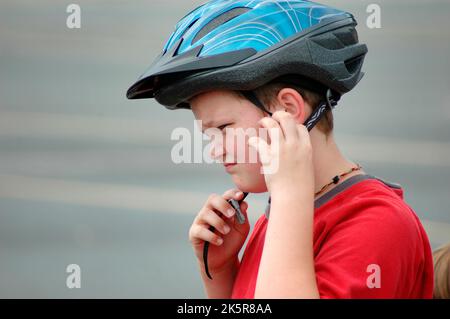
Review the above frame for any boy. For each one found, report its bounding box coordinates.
[126,0,433,298]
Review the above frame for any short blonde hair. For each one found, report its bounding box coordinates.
[433,243,450,299]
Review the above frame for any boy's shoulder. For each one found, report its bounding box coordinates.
[316,174,412,223]
[314,174,430,257]
[313,175,434,298]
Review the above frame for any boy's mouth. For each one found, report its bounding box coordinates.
[223,163,237,172]
[223,162,237,167]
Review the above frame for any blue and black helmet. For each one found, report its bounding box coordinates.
[126,0,368,111]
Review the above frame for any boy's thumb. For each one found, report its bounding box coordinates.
[240,201,248,213]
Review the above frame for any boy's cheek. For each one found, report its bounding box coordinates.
[231,163,268,193]
[209,143,225,161]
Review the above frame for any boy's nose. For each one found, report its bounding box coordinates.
[209,142,225,160]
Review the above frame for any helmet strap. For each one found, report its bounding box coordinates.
[303,89,339,131]
[240,90,273,116]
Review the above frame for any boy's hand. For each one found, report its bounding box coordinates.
[248,111,315,197]
[189,189,250,273]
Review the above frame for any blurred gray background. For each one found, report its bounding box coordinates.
[0,0,449,298]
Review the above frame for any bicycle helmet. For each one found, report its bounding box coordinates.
[126,0,367,114]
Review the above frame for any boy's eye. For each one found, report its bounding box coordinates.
[217,123,231,131]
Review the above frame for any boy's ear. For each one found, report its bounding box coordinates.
[277,88,307,123]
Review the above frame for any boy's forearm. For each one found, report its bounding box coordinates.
[255,189,319,298]
[198,257,240,299]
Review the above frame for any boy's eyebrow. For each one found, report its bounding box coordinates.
[200,119,216,132]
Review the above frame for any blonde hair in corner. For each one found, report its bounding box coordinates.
[433,243,450,298]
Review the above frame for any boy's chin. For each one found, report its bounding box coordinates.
[231,173,267,193]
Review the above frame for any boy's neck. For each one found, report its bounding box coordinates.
[310,130,365,200]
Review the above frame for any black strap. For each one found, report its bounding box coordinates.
[240,91,273,116]
[303,89,338,131]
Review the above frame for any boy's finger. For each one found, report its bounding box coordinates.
[207,193,236,218]
[272,111,299,142]
[259,117,284,143]
[222,189,244,200]
[248,136,270,165]
[239,201,248,213]
[193,225,223,246]
[199,209,231,235]
[296,123,311,142]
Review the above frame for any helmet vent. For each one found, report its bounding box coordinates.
[345,55,364,75]
[180,18,200,41]
[164,19,199,56]
[192,7,251,45]
[333,27,358,46]
[310,33,345,50]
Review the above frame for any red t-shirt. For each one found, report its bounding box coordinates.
[231,174,434,298]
